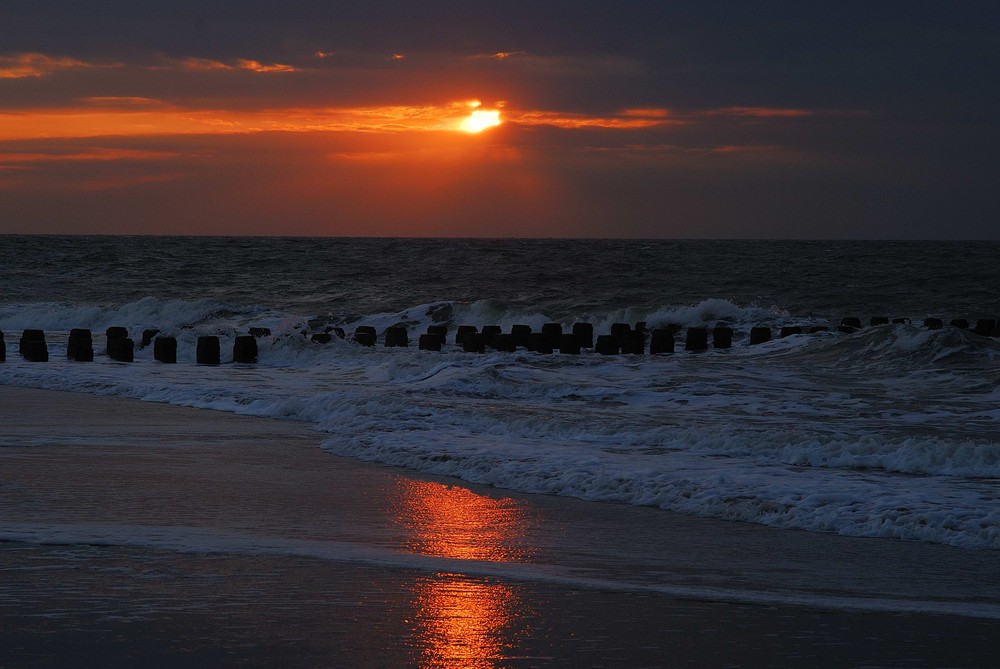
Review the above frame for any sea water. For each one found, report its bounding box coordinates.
[2,236,999,550]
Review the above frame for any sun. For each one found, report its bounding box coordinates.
[460,108,502,133]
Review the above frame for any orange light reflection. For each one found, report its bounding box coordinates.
[411,574,521,669]
[392,479,531,562]
[391,480,533,668]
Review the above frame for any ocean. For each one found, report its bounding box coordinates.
[2,235,999,551]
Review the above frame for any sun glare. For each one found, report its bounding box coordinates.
[460,109,502,133]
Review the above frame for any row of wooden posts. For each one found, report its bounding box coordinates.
[3,316,994,365]
[2,328,258,365]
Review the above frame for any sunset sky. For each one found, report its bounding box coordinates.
[1,1,997,238]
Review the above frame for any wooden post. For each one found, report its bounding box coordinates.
[649,328,674,354]
[595,335,619,355]
[233,335,258,363]
[572,323,594,348]
[685,327,708,352]
[154,336,177,363]
[67,328,94,362]
[559,333,582,354]
[196,336,220,365]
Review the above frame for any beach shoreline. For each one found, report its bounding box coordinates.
[2,384,999,667]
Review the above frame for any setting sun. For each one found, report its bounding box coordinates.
[460,108,502,133]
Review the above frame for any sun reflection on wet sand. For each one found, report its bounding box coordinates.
[391,480,534,667]
[411,574,522,669]
[392,479,532,562]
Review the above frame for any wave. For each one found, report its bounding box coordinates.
[0,295,838,346]
[2,297,1000,551]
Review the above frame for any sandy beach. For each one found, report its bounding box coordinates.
[2,384,999,668]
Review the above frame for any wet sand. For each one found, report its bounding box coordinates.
[2,385,999,668]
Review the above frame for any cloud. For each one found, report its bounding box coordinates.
[0,52,119,78]
[0,99,693,141]
[0,147,179,164]
[508,107,679,130]
[171,57,298,73]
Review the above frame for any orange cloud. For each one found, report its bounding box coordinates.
[467,51,526,61]
[0,52,119,78]
[0,100,508,140]
[508,108,679,129]
[0,102,689,140]
[172,57,298,73]
[0,148,179,164]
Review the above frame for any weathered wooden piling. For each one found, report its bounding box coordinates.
[712,326,733,349]
[685,327,708,352]
[492,333,517,352]
[384,326,408,348]
[67,328,94,362]
[572,323,594,348]
[248,327,272,338]
[610,323,631,343]
[779,326,802,338]
[19,329,44,356]
[233,335,258,363]
[620,330,645,354]
[107,336,135,363]
[153,336,177,363]
[19,330,47,361]
[419,333,442,351]
[923,318,943,330]
[510,324,532,348]
[974,319,996,336]
[427,325,447,341]
[455,325,478,346]
[423,330,446,348]
[110,339,131,362]
[559,333,582,354]
[139,328,160,349]
[462,333,486,353]
[749,326,772,345]
[841,317,862,329]
[196,336,220,365]
[541,323,563,348]
[0,331,5,362]
[649,328,674,354]
[481,326,502,342]
[354,326,376,347]
[103,326,130,361]
[527,332,553,354]
[105,327,128,347]
[22,338,48,362]
[595,335,619,355]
